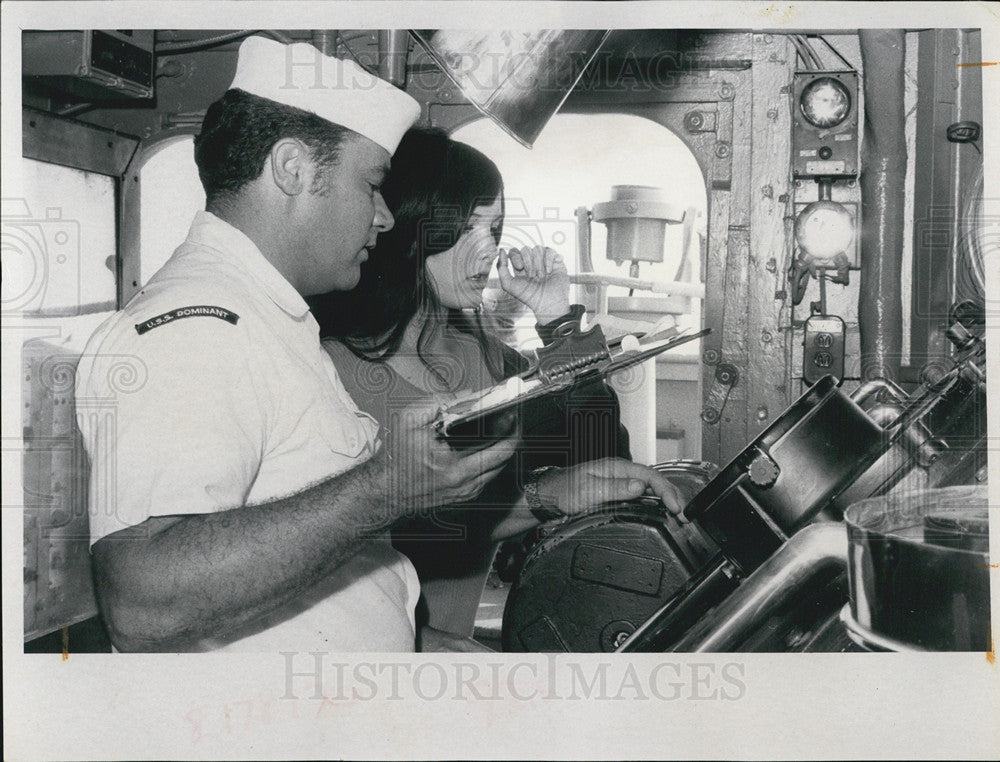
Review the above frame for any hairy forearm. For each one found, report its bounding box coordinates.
[92,453,393,651]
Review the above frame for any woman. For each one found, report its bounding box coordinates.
[309,128,678,644]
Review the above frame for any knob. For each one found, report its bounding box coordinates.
[748,452,780,488]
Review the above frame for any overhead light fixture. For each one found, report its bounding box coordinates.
[412,29,609,147]
[592,185,684,272]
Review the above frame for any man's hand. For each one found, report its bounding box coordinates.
[535,457,686,519]
[382,403,518,513]
[497,246,571,323]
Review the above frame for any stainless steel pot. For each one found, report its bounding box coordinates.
[843,485,990,651]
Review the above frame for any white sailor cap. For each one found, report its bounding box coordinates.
[229,35,420,155]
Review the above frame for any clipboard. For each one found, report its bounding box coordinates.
[435,326,711,444]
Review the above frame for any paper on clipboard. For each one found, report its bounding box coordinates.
[435,327,711,440]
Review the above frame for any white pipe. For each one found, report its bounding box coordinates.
[609,359,657,465]
[570,273,705,299]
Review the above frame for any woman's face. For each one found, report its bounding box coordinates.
[424,196,503,310]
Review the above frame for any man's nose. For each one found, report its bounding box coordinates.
[373,192,394,232]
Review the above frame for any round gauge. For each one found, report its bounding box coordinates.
[799,77,852,129]
[794,200,855,262]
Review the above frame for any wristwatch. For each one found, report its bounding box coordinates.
[536,304,586,345]
[524,466,566,523]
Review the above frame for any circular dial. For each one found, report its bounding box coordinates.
[799,77,851,129]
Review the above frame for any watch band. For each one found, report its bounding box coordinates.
[524,466,566,523]
[536,304,587,345]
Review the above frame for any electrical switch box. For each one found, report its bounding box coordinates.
[803,315,846,384]
[23,30,155,100]
[792,71,859,178]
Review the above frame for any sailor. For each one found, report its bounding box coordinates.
[76,36,517,652]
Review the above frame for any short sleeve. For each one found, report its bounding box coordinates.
[78,316,267,545]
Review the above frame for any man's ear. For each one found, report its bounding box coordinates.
[269,137,312,196]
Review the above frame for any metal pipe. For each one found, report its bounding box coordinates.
[858,30,907,383]
[854,379,942,469]
[311,30,338,56]
[574,206,602,314]
[850,377,909,407]
[378,30,409,88]
[670,522,848,652]
[865,403,936,467]
[155,30,255,54]
[155,29,295,54]
[865,402,903,427]
[57,103,96,117]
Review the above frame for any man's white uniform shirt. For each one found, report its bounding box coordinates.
[76,211,420,651]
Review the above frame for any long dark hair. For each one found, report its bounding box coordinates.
[309,127,506,381]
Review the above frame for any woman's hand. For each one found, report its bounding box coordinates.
[497,246,571,323]
[535,458,687,519]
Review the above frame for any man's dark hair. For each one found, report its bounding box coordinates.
[193,88,351,207]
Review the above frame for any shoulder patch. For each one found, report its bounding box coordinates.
[135,305,240,335]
